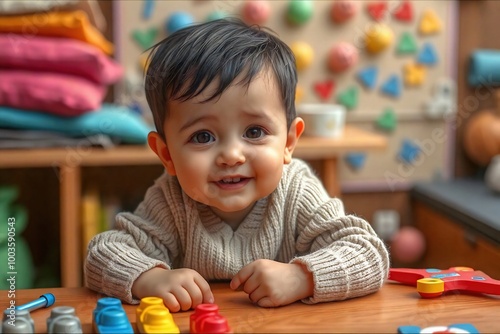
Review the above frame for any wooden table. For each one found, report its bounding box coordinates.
[1,282,499,333]
[0,125,386,288]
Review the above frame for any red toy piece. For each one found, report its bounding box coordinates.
[190,304,231,333]
[393,0,413,22]
[389,266,500,298]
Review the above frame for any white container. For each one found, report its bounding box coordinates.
[297,104,346,138]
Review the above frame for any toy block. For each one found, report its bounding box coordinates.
[142,0,155,20]
[137,297,179,333]
[190,304,231,334]
[381,75,402,98]
[313,80,335,101]
[131,27,159,50]
[47,306,82,334]
[357,66,378,90]
[2,309,34,333]
[337,86,359,110]
[398,323,479,334]
[389,266,500,298]
[93,297,133,334]
[403,62,426,86]
[398,139,420,164]
[376,107,397,132]
[396,32,417,55]
[419,9,441,35]
[417,42,438,66]
[393,1,413,22]
[345,152,367,171]
[366,1,387,21]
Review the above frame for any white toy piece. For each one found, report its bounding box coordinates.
[423,78,456,119]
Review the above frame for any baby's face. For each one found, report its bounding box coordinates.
[163,70,294,219]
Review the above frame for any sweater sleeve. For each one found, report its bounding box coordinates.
[84,174,183,304]
[285,160,390,304]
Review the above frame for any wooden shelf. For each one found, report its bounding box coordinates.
[0,125,386,288]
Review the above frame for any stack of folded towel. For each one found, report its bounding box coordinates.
[0,1,152,148]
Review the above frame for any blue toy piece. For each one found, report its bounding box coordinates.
[381,74,402,98]
[398,323,479,334]
[345,152,367,171]
[165,12,194,35]
[16,293,55,312]
[93,298,133,334]
[357,66,378,90]
[398,139,420,164]
[417,42,438,66]
[468,49,500,87]
[142,0,155,20]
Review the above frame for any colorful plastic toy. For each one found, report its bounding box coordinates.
[241,0,271,25]
[136,297,179,334]
[357,66,378,90]
[337,86,359,110]
[417,43,439,66]
[365,24,394,54]
[165,12,194,35]
[389,267,500,298]
[2,309,34,333]
[398,139,421,164]
[328,42,358,73]
[93,297,133,334]
[392,1,413,22]
[366,1,388,21]
[381,74,402,98]
[286,0,314,26]
[330,0,358,24]
[398,323,479,334]
[313,80,335,101]
[419,9,441,35]
[46,306,82,334]
[190,304,231,334]
[376,107,397,132]
[290,41,314,71]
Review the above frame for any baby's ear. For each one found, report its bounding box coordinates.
[284,117,305,164]
[147,132,176,175]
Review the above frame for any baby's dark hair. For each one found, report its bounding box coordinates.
[144,18,297,139]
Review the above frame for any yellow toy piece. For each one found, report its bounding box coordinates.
[290,41,314,71]
[419,9,441,35]
[417,278,444,297]
[295,84,304,104]
[137,297,179,334]
[404,62,426,86]
[365,24,394,54]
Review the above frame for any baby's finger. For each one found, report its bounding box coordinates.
[194,275,214,304]
[162,292,181,313]
[171,287,193,311]
[230,263,254,290]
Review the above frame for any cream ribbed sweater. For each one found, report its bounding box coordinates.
[85,159,389,304]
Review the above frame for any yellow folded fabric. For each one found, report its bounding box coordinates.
[0,10,113,55]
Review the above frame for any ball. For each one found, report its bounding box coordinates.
[330,0,359,24]
[242,0,271,25]
[463,111,500,166]
[390,226,426,264]
[290,41,314,71]
[287,0,314,26]
[364,23,394,54]
[328,42,359,73]
[166,12,194,35]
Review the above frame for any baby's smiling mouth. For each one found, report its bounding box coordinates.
[220,177,243,184]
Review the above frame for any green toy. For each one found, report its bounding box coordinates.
[0,186,35,289]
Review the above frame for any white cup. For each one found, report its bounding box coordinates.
[297,104,346,138]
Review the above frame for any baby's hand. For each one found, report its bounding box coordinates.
[132,267,214,312]
[230,259,314,308]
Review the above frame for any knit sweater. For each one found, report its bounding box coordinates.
[85,159,389,304]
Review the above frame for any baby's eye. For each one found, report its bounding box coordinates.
[244,127,266,139]
[190,131,215,144]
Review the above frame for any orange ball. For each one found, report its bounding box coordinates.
[391,226,426,264]
[463,111,500,166]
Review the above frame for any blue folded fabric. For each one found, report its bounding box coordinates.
[0,104,153,144]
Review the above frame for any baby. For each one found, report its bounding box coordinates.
[85,18,389,312]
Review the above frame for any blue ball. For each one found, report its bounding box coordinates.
[166,12,194,34]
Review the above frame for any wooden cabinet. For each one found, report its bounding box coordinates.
[412,195,500,280]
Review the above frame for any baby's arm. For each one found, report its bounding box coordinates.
[85,176,214,310]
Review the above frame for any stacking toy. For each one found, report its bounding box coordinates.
[136,297,179,333]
